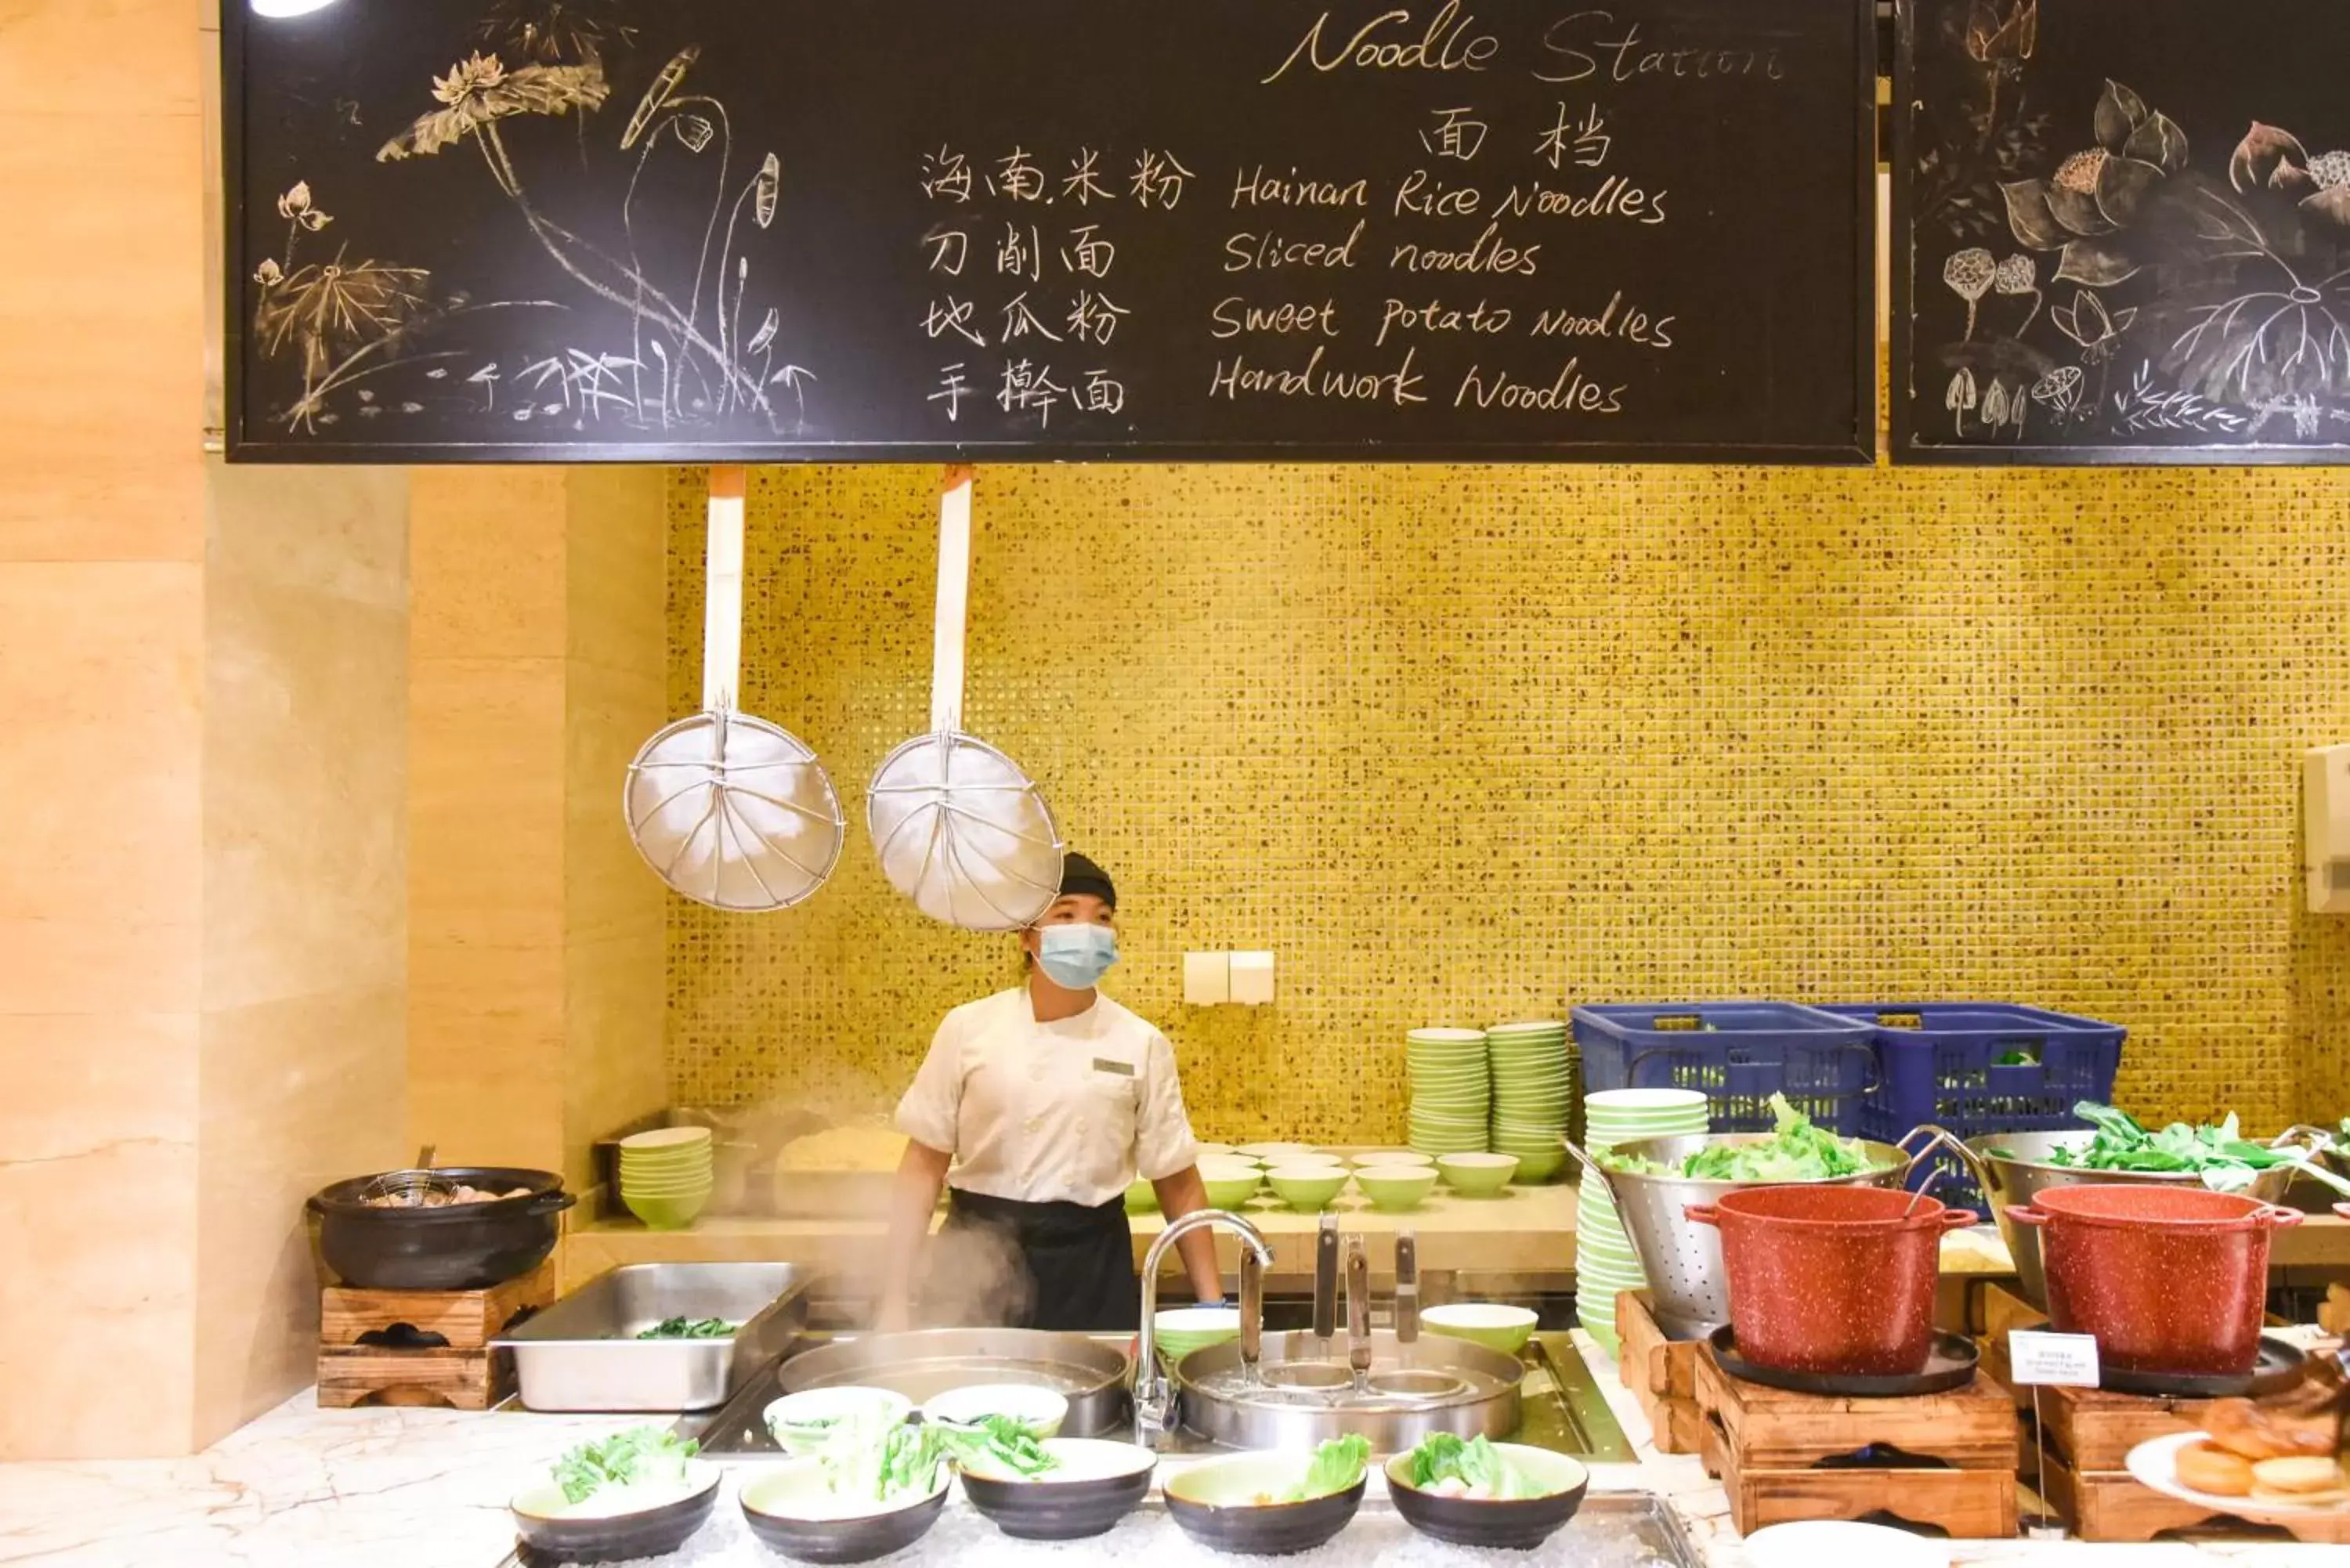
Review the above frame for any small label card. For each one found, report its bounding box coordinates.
[2008,1330,2102,1387]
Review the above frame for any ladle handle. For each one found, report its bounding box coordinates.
[1394,1232,1419,1346]
[1345,1237,1372,1375]
[1238,1250,1264,1371]
[701,466,747,714]
[931,466,973,735]
[1312,1213,1340,1344]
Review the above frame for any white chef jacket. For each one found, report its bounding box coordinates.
[895,988,1202,1209]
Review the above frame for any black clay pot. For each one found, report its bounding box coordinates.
[308,1165,573,1290]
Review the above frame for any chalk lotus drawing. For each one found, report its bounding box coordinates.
[246,7,815,440]
[1908,0,2350,449]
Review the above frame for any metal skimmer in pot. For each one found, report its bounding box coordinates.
[1566,1131,1941,1342]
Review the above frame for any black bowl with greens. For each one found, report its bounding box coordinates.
[1385,1436,1589,1551]
[510,1429,720,1565]
[957,1437,1155,1541]
[1162,1438,1369,1556]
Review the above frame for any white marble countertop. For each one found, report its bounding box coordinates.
[3,1333,2341,1568]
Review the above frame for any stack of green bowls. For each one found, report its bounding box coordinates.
[1486,1021,1573,1183]
[1407,1028,1490,1158]
[618,1126,714,1230]
[1575,1089,1708,1353]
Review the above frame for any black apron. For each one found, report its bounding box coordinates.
[932,1187,1140,1332]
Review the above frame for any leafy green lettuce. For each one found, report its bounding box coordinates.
[1600,1093,1878,1182]
[1279,1435,1370,1502]
[1405,1433,1557,1500]
[551,1426,700,1505]
[934,1414,1058,1480]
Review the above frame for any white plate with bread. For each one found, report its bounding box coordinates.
[2128,1432,2350,1521]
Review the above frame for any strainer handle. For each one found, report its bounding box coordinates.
[1560,1136,1617,1205]
[2271,1125,2337,1154]
[700,466,747,714]
[931,467,974,735]
[1898,1124,1984,1194]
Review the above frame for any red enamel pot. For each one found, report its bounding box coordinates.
[2007,1186,2301,1377]
[1684,1187,1976,1376]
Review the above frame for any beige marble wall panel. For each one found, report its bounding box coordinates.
[193,985,404,1438]
[203,464,409,1013]
[410,469,567,661]
[563,933,667,1189]
[407,653,566,1171]
[0,1012,198,1458]
[565,659,670,947]
[566,468,670,671]
[0,562,203,1013]
[410,470,573,1171]
[0,0,202,563]
[194,459,409,1446]
[562,467,671,1183]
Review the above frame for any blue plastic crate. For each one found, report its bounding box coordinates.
[1569,1003,1879,1136]
[1824,1003,2126,1212]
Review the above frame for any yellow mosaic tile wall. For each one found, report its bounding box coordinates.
[664,465,2350,1142]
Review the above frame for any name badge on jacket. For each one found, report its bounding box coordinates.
[1092,1057,1135,1078]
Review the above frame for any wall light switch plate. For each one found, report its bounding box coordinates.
[1229,951,1275,1006]
[1183,952,1230,1006]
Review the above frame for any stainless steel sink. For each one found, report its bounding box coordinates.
[680,1328,1632,1462]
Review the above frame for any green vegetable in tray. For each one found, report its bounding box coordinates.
[551,1426,700,1505]
[1279,1434,1371,1503]
[635,1316,736,1339]
[1599,1093,1881,1182]
[1406,1433,1556,1501]
[934,1414,1059,1480]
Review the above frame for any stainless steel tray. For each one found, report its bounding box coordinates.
[494,1263,813,1411]
[774,1328,1133,1436]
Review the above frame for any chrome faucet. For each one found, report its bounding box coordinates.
[1133,1208,1273,1447]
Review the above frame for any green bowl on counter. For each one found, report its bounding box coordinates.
[1423,1302,1539,1356]
[1355,1165,1439,1212]
[1125,1178,1159,1214]
[1200,1169,1264,1209]
[1265,1165,1348,1212]
[1437,1153,1520,1196]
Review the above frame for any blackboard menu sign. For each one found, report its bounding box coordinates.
[225,1,1876,465]
[1894,0,2350,462]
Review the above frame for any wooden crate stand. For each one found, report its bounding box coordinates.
[316,1261,554,1411]
[2026,1379,2350,1545]
[1694,1342,2021,1538]
[1614,1291,1705,1455]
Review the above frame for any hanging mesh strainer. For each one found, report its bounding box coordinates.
[626,466,844,912]
[867,468,1063,930]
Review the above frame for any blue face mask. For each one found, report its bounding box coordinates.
[1035,923,1119,989]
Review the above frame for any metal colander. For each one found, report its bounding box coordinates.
[866,469,1062,930]
[626,466,844,911]
[1567,1133,1926,1340]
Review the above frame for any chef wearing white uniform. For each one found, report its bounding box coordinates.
[877,852,1224,1332]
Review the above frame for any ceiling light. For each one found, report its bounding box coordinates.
[251,0,342,18]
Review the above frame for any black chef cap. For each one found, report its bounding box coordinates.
[1058,851,1116,909]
